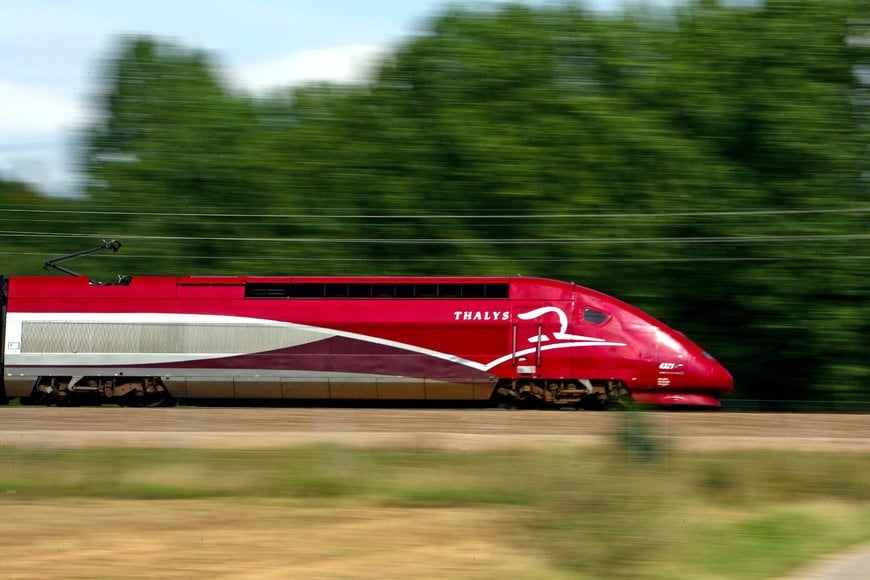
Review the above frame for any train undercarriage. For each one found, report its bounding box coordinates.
[20,376,175,407]
[12,375,633,409]
[494,378,633,410]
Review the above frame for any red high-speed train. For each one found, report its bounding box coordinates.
[0,268,733,408]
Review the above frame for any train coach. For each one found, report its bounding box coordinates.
[0,244,732,408]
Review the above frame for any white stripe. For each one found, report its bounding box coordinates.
[5,313,625,375]
[483,341,627,371]
[5,312,490,372]
[6,353,243,366]
[4,367,468,383]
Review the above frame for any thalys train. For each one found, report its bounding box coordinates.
[0,248,733,409]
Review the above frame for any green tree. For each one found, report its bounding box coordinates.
[82,36,269,273]
[71,1,867,405]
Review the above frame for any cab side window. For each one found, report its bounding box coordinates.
[583,307,610,325]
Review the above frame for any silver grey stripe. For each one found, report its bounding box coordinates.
[21,322,327,355]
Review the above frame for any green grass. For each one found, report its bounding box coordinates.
[1,442,868,578]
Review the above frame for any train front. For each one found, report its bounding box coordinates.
[633,325,734,408]
[581,288,734,408]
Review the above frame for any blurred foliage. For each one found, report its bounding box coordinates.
[1,445,869,577]
[0,0,867,405]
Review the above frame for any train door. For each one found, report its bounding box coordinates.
[572,304,611,379]
[629,324,665,388]
[510,303,567,376]
[510,310,542,375]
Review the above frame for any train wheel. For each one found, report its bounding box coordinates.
[119,391,176,407]
[114,378,176,407]
[575,398,605,411]
[144,391,176,407]
[604,396,635,411]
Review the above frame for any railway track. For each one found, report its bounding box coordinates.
[1,408,868,451]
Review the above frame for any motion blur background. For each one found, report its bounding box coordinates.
[1,0,867,408]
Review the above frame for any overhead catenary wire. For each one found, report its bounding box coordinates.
[1,206,864,268]
[0,206,867,220]
[0,230,867,245]
[1,252,866,264]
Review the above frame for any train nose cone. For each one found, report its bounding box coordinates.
[693,353,734,393]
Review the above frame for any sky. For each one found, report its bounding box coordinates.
[0,0,671,197]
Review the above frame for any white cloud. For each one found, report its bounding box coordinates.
[231,44,388,93]
[0,80,84,134]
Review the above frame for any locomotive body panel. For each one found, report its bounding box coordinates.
[2,274,733,407]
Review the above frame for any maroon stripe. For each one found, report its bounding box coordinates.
[126,336,495,381]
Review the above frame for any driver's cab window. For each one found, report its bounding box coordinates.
[582,307,610,325]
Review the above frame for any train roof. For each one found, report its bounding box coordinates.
[8,274,578,297]
[183,275,518,285]
[8,274,571,286]
[5,274,660,325]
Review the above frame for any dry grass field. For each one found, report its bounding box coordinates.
[1,408,868,578]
